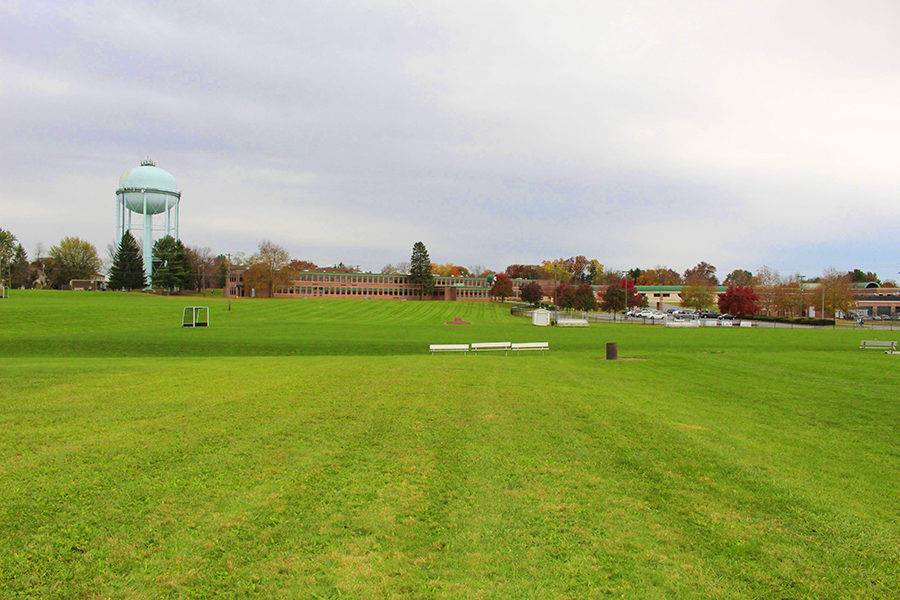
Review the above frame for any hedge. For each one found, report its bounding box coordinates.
[751,315,835,326]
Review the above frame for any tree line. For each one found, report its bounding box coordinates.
[498,257,867,318]
[0,227,886,315]
[0,227,227,292]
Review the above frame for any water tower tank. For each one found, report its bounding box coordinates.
[117,161,180,214]
[115,158,181,285]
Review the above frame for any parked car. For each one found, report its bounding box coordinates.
[718,313,734,320]
[699,310,720,318]
[649,311,667,320]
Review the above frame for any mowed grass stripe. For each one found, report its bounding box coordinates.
[0,291,898,598]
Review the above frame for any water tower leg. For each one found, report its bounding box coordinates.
[143,211,153,285]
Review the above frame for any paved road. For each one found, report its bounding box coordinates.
[584,313,900,330]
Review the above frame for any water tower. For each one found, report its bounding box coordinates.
[115,158,181,282]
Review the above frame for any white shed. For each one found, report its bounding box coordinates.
[532,308,551,326]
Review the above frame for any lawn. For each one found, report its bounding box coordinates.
[0,290,897,599]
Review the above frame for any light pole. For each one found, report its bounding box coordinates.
[893,271,899,330]
[225,253,232,312]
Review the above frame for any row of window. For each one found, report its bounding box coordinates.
[458,288,488,298]
[296,273,406,284]
[272,286,492,298]
[434,277,490,287]
[276,286,416,297]
[292,273,494,287]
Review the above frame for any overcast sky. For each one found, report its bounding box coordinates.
[2,1,898,279]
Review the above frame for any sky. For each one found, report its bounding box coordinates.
[1,0,898,280]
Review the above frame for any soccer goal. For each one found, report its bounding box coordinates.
[182,306,210,327]
[0,286,8,299]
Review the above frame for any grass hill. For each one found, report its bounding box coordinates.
[0,290,897,598]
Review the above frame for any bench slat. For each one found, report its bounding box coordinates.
[471,342,511,355]
[430,344,469,354]
[859,340,897,353]
[512,342,549,354]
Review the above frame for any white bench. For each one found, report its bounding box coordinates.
[859,340,897,354]
[511,342,549,355]
[429,344,469,355]
[471,342,512,355]
[557,317,588,327]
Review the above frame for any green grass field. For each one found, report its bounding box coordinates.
[1,290,897,599]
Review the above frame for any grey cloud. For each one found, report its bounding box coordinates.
[1,1,898,277]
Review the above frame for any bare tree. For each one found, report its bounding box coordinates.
[597,269,624,285]
[770,273,806,317]
[753,266,780,315]
[189,246,217,291]
[104,243,117,274]
[395,261,411,275]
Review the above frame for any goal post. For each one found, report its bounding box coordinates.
[182,306,210,327]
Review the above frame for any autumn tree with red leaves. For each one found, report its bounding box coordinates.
[490,273,514,300]
[519,280,544,305]
[717,285,761,316]
[555,283,576,308]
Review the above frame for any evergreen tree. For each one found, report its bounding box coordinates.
[408,241,434,300]
[108,232,145,290]
[9,244,34,288]
[151,236,192,292]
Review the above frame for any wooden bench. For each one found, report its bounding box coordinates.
[859,340,897,354]
[511,342,549,355]
[471,342,512,355]
[429,344,469,355]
